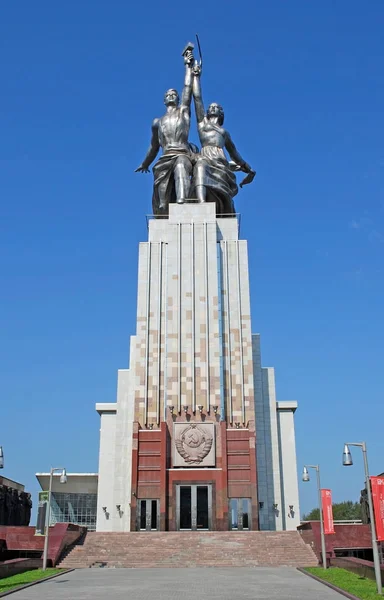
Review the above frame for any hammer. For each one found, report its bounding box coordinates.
[182,41,195,66]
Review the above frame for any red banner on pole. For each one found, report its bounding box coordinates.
[321,489,335,535]
[370,476,384,542]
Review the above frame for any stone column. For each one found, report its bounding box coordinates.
[277,401,301,530]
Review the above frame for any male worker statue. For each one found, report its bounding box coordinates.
[135,45,195,215]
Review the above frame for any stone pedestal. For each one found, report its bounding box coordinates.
[96,203,301,532]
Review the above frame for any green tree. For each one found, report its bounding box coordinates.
[303,501,362,521]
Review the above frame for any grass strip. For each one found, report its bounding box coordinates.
[0,569,62,594]
[305,567,382,600]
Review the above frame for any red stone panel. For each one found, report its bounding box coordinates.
[130,419,258,531]
[137,456,161,468]
[298,522,373,558]
[0,524,84,566]
[227,454,250,467]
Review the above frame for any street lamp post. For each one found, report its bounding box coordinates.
[0,447,4,469]
[302,464,327,569]
[343,443,382,595]
[42,467,67,571]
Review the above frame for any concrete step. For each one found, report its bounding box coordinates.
[58,531,318,569]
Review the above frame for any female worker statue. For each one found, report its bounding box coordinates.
[191,64,256,215]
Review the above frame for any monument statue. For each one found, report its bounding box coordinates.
[191,63,255,215]
[4,486,12,525]
[10,489,19,525]
[0,486,5,524]
[135,44,197,215]
[0,485,32,526]
[18,492,32,526]
[135,39,256,216]
[25,493,32,526]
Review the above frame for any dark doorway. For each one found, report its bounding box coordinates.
[137,499,159,531]
[177,485,212,530]
[197,486,209,529]
[180,487,192,529]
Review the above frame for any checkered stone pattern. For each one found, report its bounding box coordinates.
[218,236,254,424]
[133,203,255,427]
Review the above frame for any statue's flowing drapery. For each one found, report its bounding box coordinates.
[191,146,237,214]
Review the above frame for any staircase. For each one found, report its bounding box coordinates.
[57,528,87,564]
[58,531,318,569]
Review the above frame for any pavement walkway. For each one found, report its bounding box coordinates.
[11,567,343,599]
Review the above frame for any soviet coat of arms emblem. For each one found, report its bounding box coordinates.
[174,424,214,465]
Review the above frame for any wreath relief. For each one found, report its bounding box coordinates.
[175,424,213,465]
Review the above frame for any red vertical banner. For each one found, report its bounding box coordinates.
[321,489,335,534]
[370,476,384,542]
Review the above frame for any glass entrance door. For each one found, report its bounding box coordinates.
[229,498,251,530]
[179,487,192,529]
[137,499,160,531]
[196,486,209,529]
[176,485,212,530]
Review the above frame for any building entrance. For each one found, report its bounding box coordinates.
[229,498,251,530]
[137,499,160,531]
[176,485,212,530]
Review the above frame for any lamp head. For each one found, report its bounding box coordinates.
[302,466,310,482]
[60,468,67,484]
[342,444,353,466]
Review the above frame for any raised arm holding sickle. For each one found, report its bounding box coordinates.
[191,60,256,214]
[135,45,196,215]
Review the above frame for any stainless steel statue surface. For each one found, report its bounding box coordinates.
[135,45,196,215]
[191,62,255,214]
[136,40,255,216]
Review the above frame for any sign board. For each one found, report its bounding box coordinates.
[35,491,49,536]
[321,488,335,535]
[371,477,384,542]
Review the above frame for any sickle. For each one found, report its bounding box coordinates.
[196,33,203,68]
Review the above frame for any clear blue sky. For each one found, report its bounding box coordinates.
[1,1,383,520]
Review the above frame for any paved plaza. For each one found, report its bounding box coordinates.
[12,568,342,599]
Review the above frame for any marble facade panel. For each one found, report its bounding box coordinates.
[96,203,300,533]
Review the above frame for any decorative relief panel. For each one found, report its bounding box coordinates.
[173,423,215,467]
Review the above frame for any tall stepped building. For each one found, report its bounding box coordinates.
[95,203,300,532]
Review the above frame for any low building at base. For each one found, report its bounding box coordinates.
[95,203,301,532]
[35,473,98,531]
